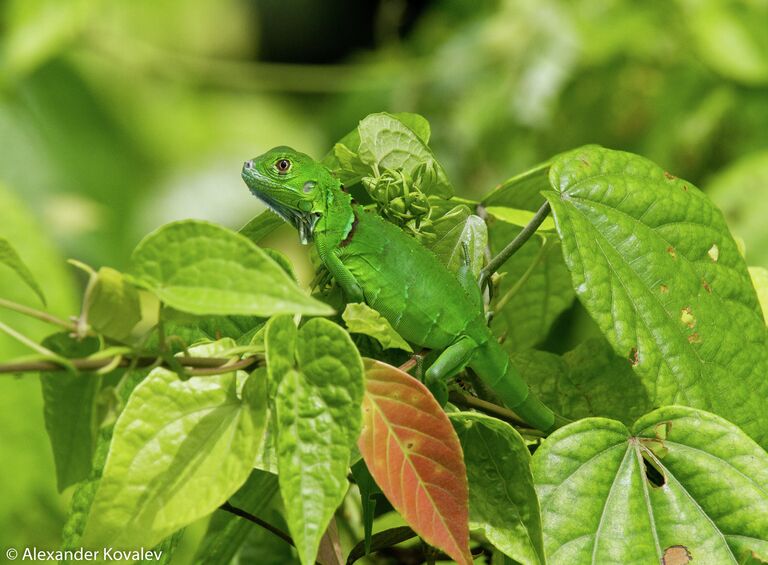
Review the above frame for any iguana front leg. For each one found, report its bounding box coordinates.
[322,250,365,303]
[425,335,479,405]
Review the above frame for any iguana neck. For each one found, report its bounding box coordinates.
[314,182,355,250]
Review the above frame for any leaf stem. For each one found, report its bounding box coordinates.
[0,298,77,332]
[0,354,260,375]
[0,321,60,357]
[448,390,547,438]
[479,200,552,289]
[219,501,296,548]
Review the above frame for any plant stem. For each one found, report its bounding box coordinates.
[219,501,296,548]
[0,354,260,375]
[448,390,547,438]
[0,321,59,357]
[479,200,552,289]
[0,298,77,332]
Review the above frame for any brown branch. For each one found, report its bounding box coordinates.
[0,354,260,375]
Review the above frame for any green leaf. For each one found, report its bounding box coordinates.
[0,236,46,305]
[708,149,768,266]
[81,340,268,549]
[323,112,431,185]
[429,206,488,279]
[130,219,333,317]
[532,406,768,564]
[342,302,413,352]
[749,267,768,323]
[513,337,652,426]
[350,459,381,555]
[481,160,553,211]
[480,160,575,351]
[270,318,364,565]
[451,412,544,565]
[85,267,142,342]
[39,333,101,491]
[238,211,285,245]
[193,469,280,565]
[357,113,453,198]
[545,146,768,447]
[264,314,298,397]
[358,359,472,565]
[489,221,574,352]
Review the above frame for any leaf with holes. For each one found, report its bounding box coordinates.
[532,406,768,565]
[545,146,768,447]
[358,359,472,565]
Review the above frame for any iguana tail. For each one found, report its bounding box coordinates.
[469,339,568,433]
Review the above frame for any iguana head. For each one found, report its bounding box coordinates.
[242,146,338,244]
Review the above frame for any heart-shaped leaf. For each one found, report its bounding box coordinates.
[267,317,364,565]
[532,406,768,564]
[81,340,268,549]
[358,359,472,565]
[545,146,768,447]
[131,220,332,317]
[451,412,545,565]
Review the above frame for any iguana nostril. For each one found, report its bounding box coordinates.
[244,160,254,170]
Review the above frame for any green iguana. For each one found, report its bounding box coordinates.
[242,146,565,432]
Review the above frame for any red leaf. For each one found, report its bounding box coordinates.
[358,359,472,565]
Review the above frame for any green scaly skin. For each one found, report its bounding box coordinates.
[242,147,565,432]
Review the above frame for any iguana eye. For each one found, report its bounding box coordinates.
[275,159,291,174]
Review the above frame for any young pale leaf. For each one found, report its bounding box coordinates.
[513,337,652,426]
[40,333,101,492]
[81,342,267,550]
[130,220,332,317]
[342,302,412,352]
[0,236,46,305]
[532,406,768,564]
[357,113,453,198]
[429,207,488,279]
[238,211,285,245]
[85,267,142,342]
[271,318,364,565]
[450,413,544,565]
[545,146,768,447]
[749,266,768,323]
[358,359,472,565]
[485,207,557,233]
[193,469,279,565]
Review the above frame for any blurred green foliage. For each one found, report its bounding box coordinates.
[1,0,767,558]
